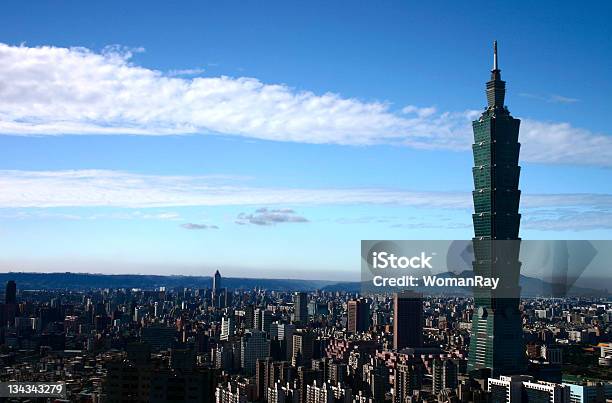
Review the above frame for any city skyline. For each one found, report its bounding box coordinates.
[1,1,612,279]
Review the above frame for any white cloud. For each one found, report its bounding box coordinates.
[519,120,612,166]
[181,223,219,230]
[0,208,181,221]
[166,68,206,77]
[0,170,611,213]
[549,94,580,104]
[519,93,580,104]
[0,169,610,230]
[236,208,309,226]
[401,105,437,117]
[0,43,611,166]
[0,169,468,208]
[523,209,612,231]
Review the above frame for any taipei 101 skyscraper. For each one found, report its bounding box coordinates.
[467,42,526,376]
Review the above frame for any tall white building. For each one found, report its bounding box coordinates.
[306,381,352,403]
[221,316,235,341]
[488,375,571,403]
[488,375,533,403]
[267,381,296,403]
[215,382,247,403]
[523,380,570,403]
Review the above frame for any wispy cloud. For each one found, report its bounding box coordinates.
[523,209,612,231]
[0,43,610,166]
[520,93,580,104]
[401,105,437,117]
[167,68,206,77]
[0,169,472,209]
[0,170,611,215]
[0,169,610,231]
[181,223,219,230]
[235,208,308,226]
[390,221,471,230]
[335,216,397,224]
[0,209,181,221]
[549,94,580,104]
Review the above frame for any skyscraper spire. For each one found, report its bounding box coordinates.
[493,40,498,71]
[487,40,505,109]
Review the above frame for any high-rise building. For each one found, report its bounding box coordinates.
[213,270,221,293]
[488,376,571,403]
[292,331,314,367]
[244,305,255,329]
[523,380,570,403]
[362,357,387,401]
[432,359,458,394]
[270,322,296,361]
[255,358,295,402]
[297,367,323,403]
[141,325,177,351]
[393,360,423,403]
[222,289,233,308]
[212,269,221,307]
[213,343,236,372]
[216,382,249,403]
[221,316,235,341]
[488,375,527,403]
[241,330,270,375]
[5,280,16,305]
[347,298,370,333]
[306,381,352,403]
[393,291,423,350]
[268,381,298,403]
[293,292,308,324]
[255,358,269,402]
[468,41,526,376]
[255,308,272,333]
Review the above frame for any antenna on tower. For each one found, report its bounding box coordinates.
[493,40,498,70]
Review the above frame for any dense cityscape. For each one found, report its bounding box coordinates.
[0,9,610,403]
[0,273,610,402]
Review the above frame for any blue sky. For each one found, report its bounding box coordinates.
[0,1,611,280]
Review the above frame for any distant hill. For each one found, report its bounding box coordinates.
[0,271,607,297]
[0,272,337,292]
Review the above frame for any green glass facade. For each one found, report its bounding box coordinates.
[467,42,526,376]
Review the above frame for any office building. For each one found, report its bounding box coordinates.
[241,330,270,375]
[393,291,423,350]
[468,41,525,376]
[221,316,235,341]
[433,358,458,394]
[347,298,370,333]
[293,292,308,324]
[5,280,16,305]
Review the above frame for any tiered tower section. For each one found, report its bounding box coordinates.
[467,41,525,376]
